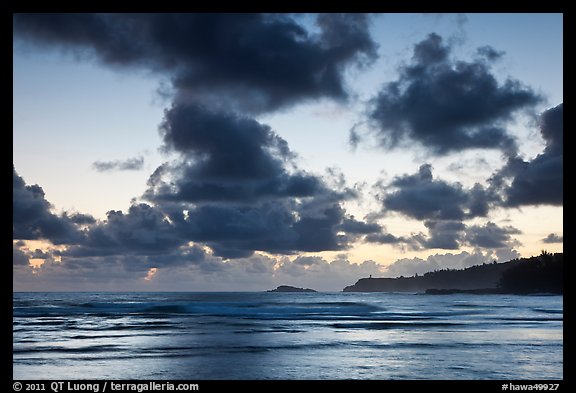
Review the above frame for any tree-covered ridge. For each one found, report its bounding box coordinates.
[343,252,562,294]
[499,251,562,294]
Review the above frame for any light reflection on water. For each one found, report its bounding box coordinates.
[13,292,562,379]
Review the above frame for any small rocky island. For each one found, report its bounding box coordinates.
[268,285,317,293]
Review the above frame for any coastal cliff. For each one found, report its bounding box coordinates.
[343,252,562,294]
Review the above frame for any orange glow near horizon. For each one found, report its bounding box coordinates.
[144,268,158,281]
[29,258,45,269]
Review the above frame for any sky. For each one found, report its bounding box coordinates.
[13,13,563,291]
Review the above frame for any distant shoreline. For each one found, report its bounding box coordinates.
[343,252,563,295]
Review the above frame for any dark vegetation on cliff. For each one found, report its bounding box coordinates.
[498,251,562,294]
[343,252,562,294]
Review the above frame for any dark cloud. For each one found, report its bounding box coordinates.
[365,233,403,244]
[67,213,97,225]
[500,104,563,207]
[146,104,323,204]
[476,46,505,62]
[14,13,377,113]
[366,33,541,155]
[426,220,521,251]
[63,203,185,258]
[132,101,371,258]
[504,155,563,206]
[542,233,563,244]
[364,232,425,252]
[13,243,30,266]
[291,203,348,252]
[30,248,51,259]
[365,218,520,252]
[13,167,82,244]
[423,220,465,249]
[348,125,362,150]
[63,245,213,275]
[136,244,212,271]
[171,200,355,258]
[464,222,521,249]
[385,177,468,221]
[412,32,449,64]
[293,256,323,267]
[382,164,494,221]
[417,221,520,251]
[366,163,523,251]
[539,103,563,155]
[92,156,144,172]
[58,195,369,260]
[171,202,299,257]
[466,183,492,218]
[339,216,382,234]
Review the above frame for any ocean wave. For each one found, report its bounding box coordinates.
[13,344,124,354]
[14,299,386,321]
[331,321,465,330]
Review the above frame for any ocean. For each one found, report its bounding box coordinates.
[13,292,563,380]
